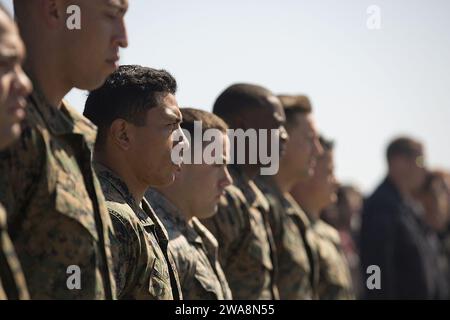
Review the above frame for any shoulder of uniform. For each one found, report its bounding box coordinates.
[106,201,137,227]
[62,100,98,145]
[315,220,341,244]
[224,184,246,204]
[193,217,219,248]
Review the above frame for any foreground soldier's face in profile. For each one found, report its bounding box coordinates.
[62,0,129,90]
[127,93,187,188]
[0,9,32,150]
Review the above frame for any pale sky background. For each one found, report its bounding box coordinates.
[3,0,450,194]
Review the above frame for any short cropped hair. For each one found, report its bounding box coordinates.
[84,65,177,148]
[278,94,312,130]
[212,83,274,128]
[180,108,228,136]
[386,136,423,163]
[180,108,228,156]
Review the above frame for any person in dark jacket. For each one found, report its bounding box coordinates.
[361,136,447,299]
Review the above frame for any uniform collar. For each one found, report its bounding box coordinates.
[27,76,98,147]
[94,162,155,225]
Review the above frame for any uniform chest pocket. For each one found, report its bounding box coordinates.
[142,223,173,299]
[54,170,99,241]
[147,256,173,299]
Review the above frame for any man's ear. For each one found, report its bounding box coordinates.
[38,0,66,28]
[110,119,132,151]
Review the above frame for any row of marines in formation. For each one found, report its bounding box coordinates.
[0,1,353,299]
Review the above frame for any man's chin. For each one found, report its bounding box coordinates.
[74,70,111,92]
[196,205,218,220]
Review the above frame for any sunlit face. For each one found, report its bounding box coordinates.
[128,93,186,187]
[62,0,128,90]
[310,150,338,209]
[281,113,322,181]
[0,10,32,150]
[246,95,288,168]
[402,153,427,192]
[417,174,449,231]
[181,133,232,219]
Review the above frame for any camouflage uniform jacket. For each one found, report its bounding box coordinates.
[95,163,182,300]
[0,204,29,300]
[0,83,116,299]
[201,166,279,300]
[311,219,355,300]
[146,188,232,300]
[256,176,320,300]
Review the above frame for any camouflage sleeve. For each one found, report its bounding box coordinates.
[201,188,248,269]
[0,124,45,227]
[108,209,139,298]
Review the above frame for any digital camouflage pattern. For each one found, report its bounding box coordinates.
[0,83,116,299]
[201,166,279,300]
[146,188,232,300]
[95,163,181,300]
[311,219,355,300]
[256,176,319,300]
[0,204,29,300]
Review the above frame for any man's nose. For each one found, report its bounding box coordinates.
[14,65,33,97]
[113,19,129,49]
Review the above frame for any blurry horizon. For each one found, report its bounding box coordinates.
[3,0,450,194]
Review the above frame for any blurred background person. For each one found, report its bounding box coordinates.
[361,136,447,299]
[413,170,450,299]
[291,136,355,300]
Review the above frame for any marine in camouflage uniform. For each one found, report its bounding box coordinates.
[256,175,319,300]
[310,218,355,300]
[0,84,116,299]
[0,204,29,300]
[146,188,232,300]
[95,163,182,300]
[201,166,279,300]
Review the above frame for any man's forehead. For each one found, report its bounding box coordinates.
[160,95,181,118]
[105,0,129,9]
[94,0,128,13]
[0,33,25,60]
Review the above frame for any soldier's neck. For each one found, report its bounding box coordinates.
[303,204,321,222]
[274,167,299,194]
[155,185,194,223]
[237,164,259,181]
[24,55,71,109]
